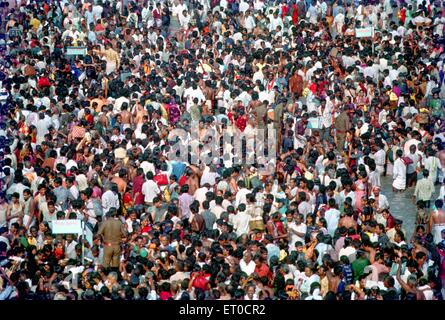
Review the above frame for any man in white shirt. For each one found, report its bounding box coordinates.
[288,213,307,251]
[240,252,256,276]
[235,181,250,207]
[372,144,386,175]
[324,198,341,236]
[66,177,79,200]
[101,183,120,216]
[178,9,191,29]
[232,204,251,237]
[200,165,219,186]
[333,9,345,35]
[268,11,283,32]
[65,234,78,260]
[211,196,225,220]
[369,187,390,212]
[239,0,250,13]
[141,172,160,205]
[194,184,209,206]
[245,10,256,33]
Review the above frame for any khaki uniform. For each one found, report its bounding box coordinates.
[334,111,350,151]
[97,218,128,268]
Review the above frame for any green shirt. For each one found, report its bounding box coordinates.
[352,257,370,282]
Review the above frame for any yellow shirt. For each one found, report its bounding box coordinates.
[27,237,37,247]
[30,18,41,30]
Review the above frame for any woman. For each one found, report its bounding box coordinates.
[316,217,328,235]
[354,171,369,210]
[354,89,369,111]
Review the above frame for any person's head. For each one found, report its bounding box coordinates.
[435,199,443,210]
[415,251,427,265]
[47,201,56,213]
[383,275,395,289]
[394,219,403,231]
[246,284,256,299]
[394,230,405,243]
[372,186,381,197]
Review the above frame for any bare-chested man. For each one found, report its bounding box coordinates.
[133,101,148,126]
[430,199,445,244]
[201,80,215,116]
[120,103,132,129]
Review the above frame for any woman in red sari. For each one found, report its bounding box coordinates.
[291,3,298,25]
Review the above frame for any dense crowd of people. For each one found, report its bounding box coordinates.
[0,0,445,300]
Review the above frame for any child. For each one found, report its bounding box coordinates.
[416,200,428,226]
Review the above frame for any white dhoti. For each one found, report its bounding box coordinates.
[376,165,385,175]
[106,61,116,75]
[432,223,445,244]
[392,177,406,190]
[392,159,406,190]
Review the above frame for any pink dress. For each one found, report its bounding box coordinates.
[354,180,366,210]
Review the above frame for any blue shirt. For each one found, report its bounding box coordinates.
[342,264,354,285]
[266,243,280,263]
[171,161,186,180]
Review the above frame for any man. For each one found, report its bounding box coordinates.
[392,149,406,192]
[232,204,251,237]
[369,186,390,213]
[22,189,36,229]
[430,199,445,244]
[101,183,120,216]
[66,177,79,201]
[142,172,160,206]
[320,98,333,143]
[372,143,386,176]
[240,252,256,276]
[201,201,216,231]
[406,144,421,188]
[97,208,127,270]
[64,234,78,260]
[297,192,312,218]
[387,219,406,243]
[325,198,341,236]
[334,105,350,152]
[289,69,304,97]
[52,177,73,211]
[189,201,204,234]
[413,169,435,209]
[147,197,168,224]
[288,212,307,251]
[235,181,250,208]
[351,250,370,283]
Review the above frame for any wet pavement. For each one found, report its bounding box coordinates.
[380,176,440,240]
